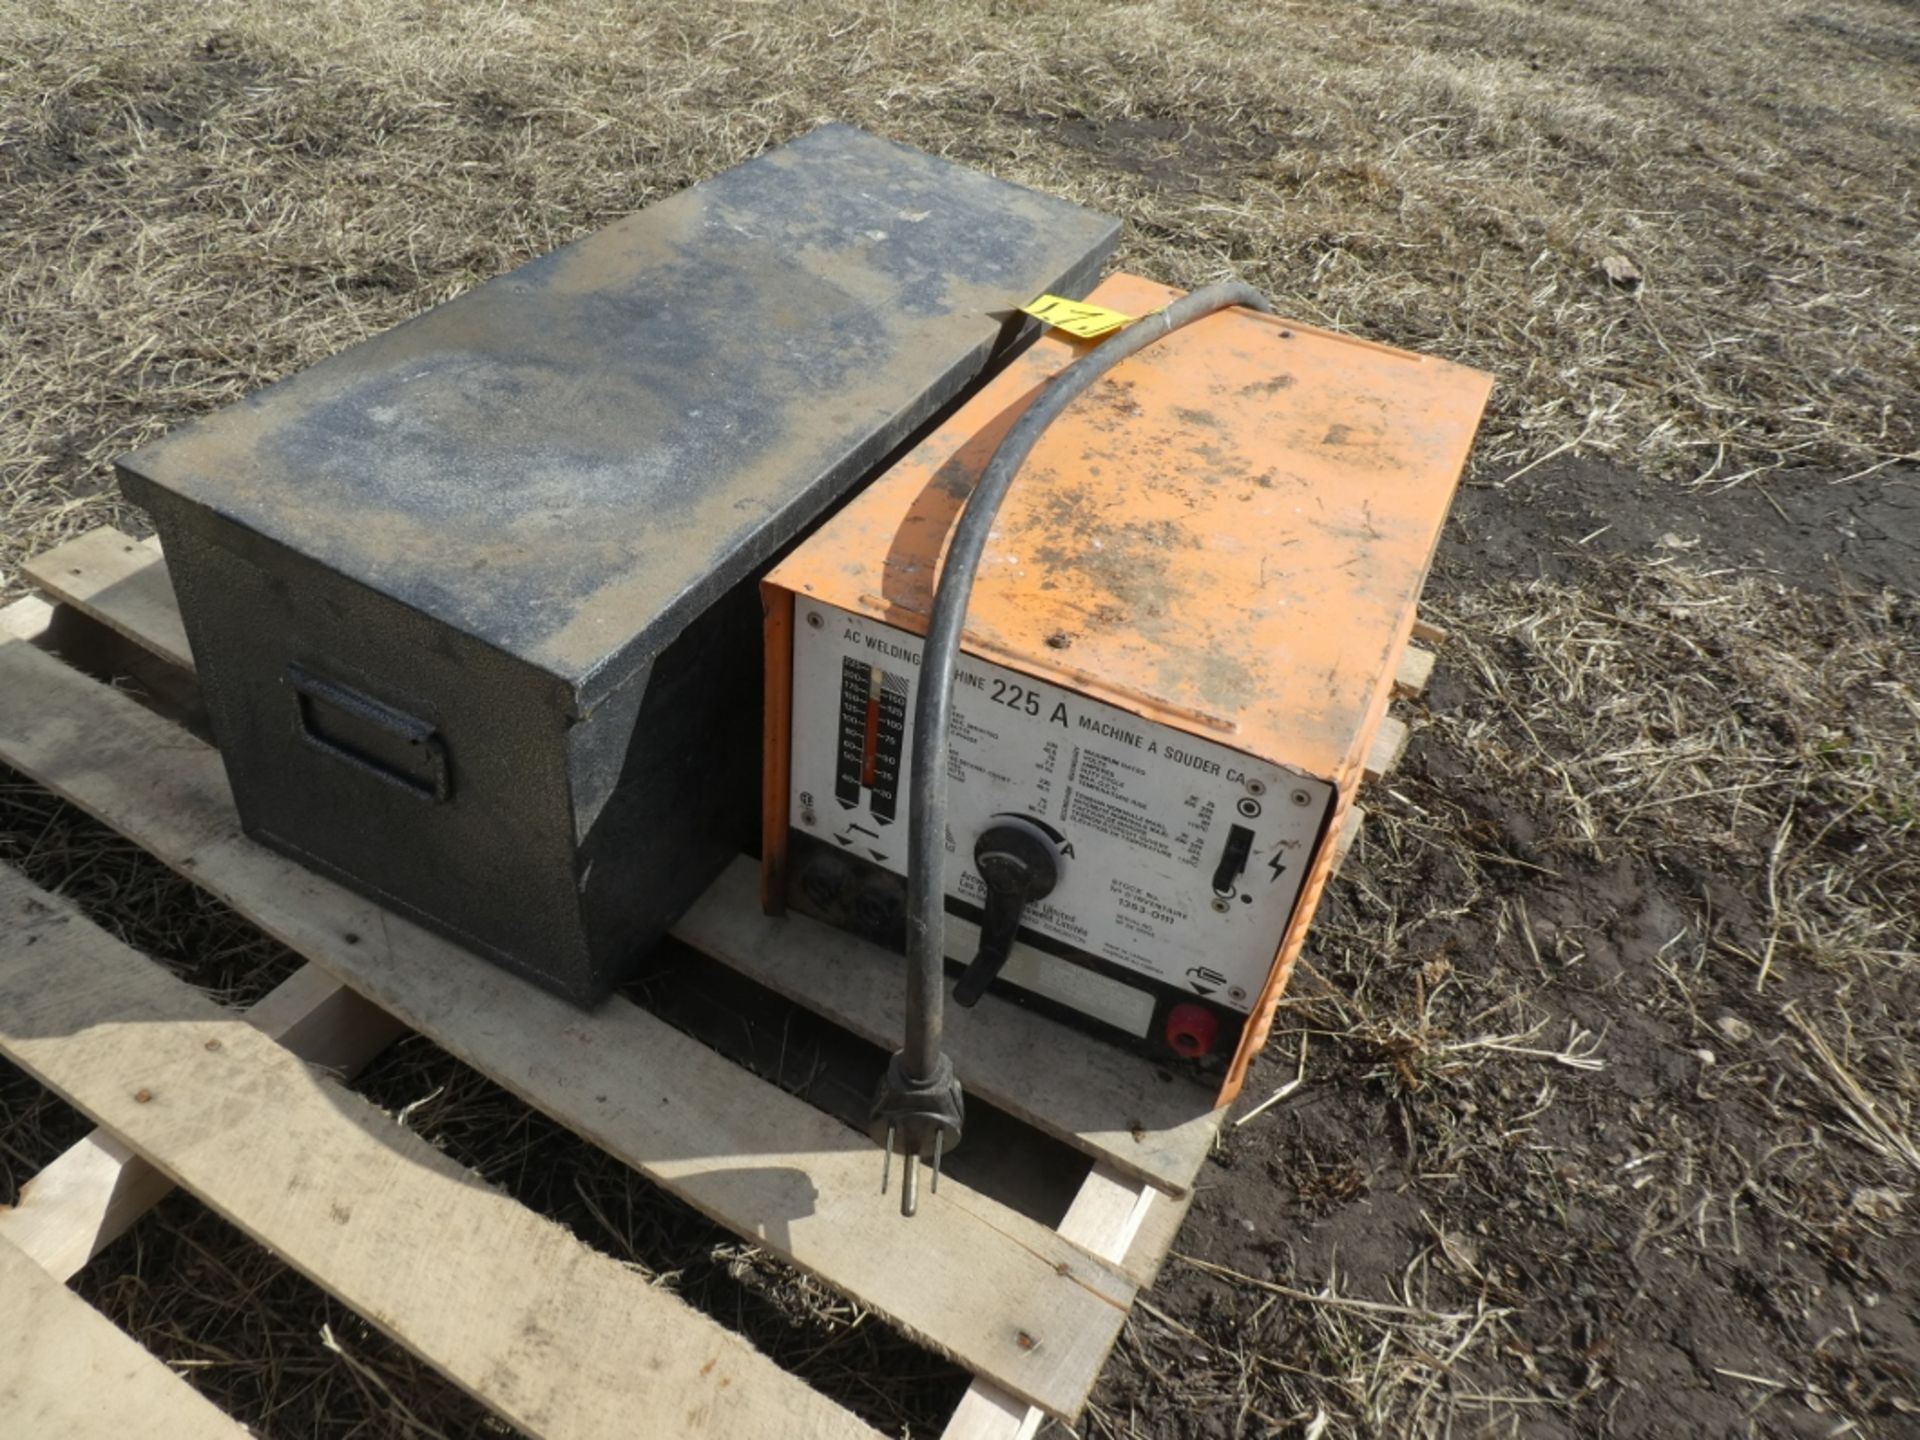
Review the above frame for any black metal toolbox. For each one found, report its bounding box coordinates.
[117,124,1118,1001]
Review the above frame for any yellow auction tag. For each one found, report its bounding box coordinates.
[1021,293,1135,340]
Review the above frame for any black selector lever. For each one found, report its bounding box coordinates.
[1212,823,1256,896]
[953,816,1063,1008]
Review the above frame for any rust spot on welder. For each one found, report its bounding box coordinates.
[1240,373,1297,396]
[1087,375,1143,422]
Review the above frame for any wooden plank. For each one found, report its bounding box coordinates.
[0,629,1135,1423]
[0,1234,250,1438]
[1410,617,1448,646]
[1117,1173,1197,1289]
[1060,1165,1156,1258]
[941,1384,1043,1440]
[0,592,54,640]
[1329,804,1366,874]
[244,964,409,1077]
[1363,716,1408,782]
[1,964,405,1281]
[942,1163,1193,1440]
[676,863,1221,1198]
[4,1132,170,1285]
[22,528,189,670]
[0,865,876,1440]
[1392,644,1436,699]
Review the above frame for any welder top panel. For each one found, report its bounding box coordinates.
[769,274,1493,785]
[114,124,1117,704]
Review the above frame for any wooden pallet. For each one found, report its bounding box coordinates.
[0,526,1434,1439]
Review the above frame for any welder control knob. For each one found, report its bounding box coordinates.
[952,817,1062,1008]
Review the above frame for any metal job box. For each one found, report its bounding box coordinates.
[117,124,1118,1001]
[762,274,1491,1100]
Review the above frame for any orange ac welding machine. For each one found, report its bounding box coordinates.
[761,274,1491,1211]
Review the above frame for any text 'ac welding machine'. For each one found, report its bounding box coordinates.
[116,124,1490,1219]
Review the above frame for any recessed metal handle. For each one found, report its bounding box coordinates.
[288,664,449,803]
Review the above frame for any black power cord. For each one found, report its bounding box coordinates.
[871,282,1275,1215]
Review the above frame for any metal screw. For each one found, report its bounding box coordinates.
[1229,985,1247,1002]
[1210,896,1231,914]
[1246,778,1267,796]
[805,611,824,629]
[801,808,817,827]
[1291,788,1312,807]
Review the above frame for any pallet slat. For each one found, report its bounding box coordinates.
[1392,644,1436,699]
[0,624,1133,1423]
[1329,804,1367,874]
[1,1131,169,1284]
[0,1234,250,1438]
[0,866,874,1440]
[1363,716,1409,782]
[942,1164,1192,1440]
[678,862,1220,1198]
[1,964,405,1282]
[23,529,189,670]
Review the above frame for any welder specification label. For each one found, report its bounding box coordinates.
[788,602,1333,1013]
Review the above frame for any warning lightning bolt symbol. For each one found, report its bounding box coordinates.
[1267,852,1287,883]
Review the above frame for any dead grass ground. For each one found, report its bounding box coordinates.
[2,1,1916,1436]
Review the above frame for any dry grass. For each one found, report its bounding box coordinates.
[1434,560,1919,980]
[2,0,1917,589]
[3,0,1919,1436]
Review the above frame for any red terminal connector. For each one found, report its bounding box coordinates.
[1165,1002,1220,1059]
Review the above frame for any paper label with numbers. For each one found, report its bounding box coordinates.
[788,601,1332,1012]
[1021,293,1137,339]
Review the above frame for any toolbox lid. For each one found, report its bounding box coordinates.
[116,124,1118,713]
